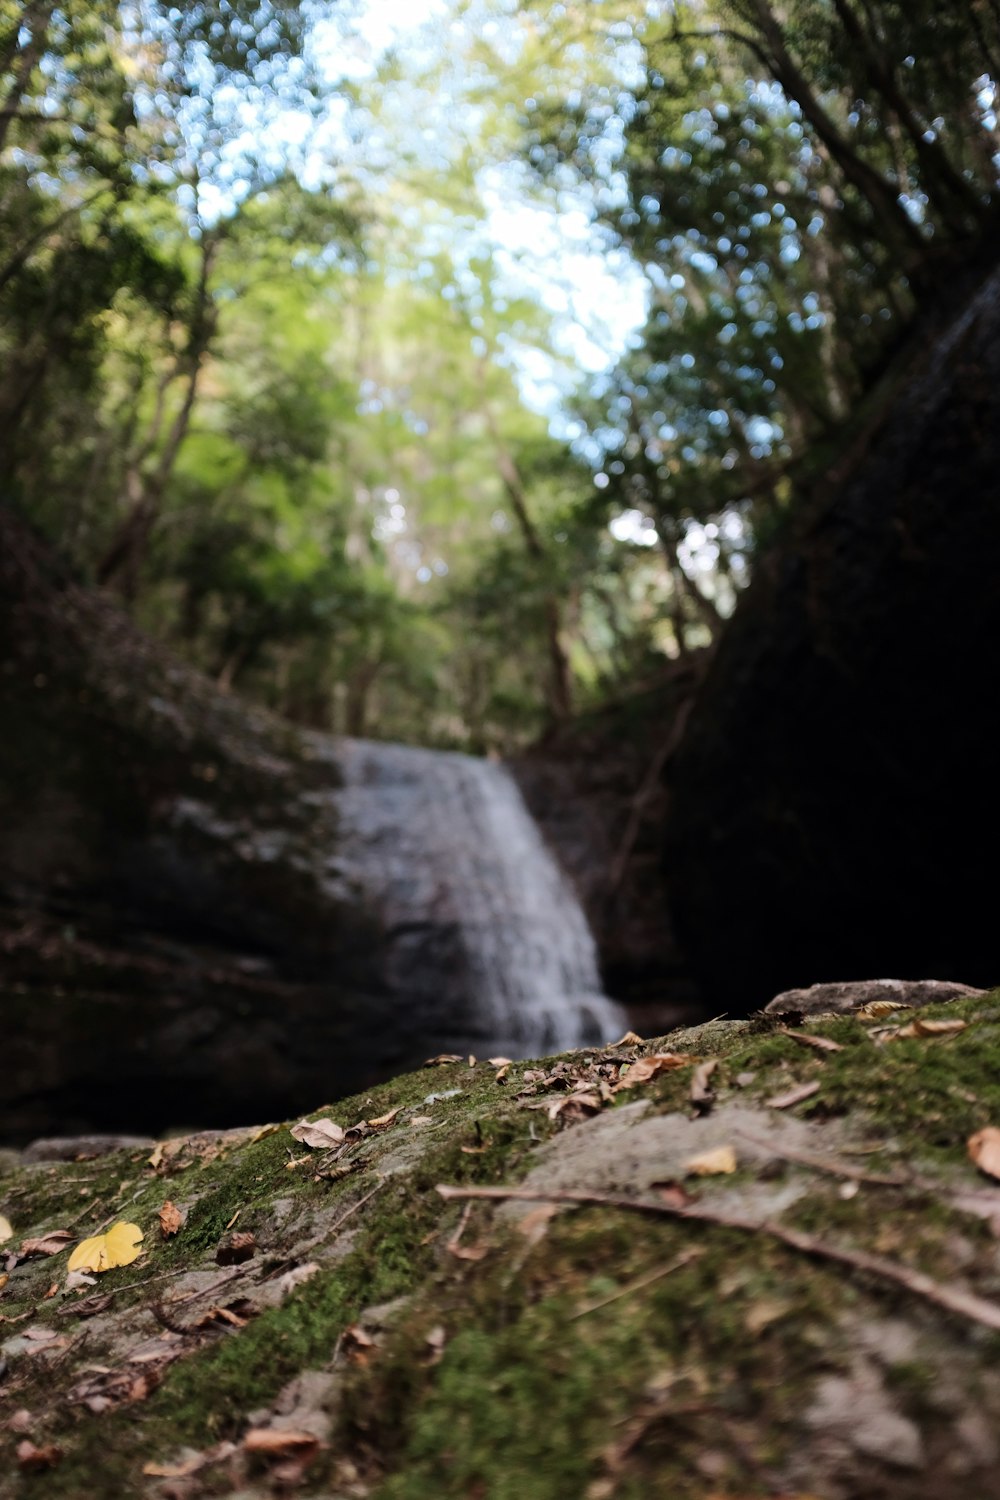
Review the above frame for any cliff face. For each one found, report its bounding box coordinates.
[664,264,1000,1009]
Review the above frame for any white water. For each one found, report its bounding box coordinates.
[330,740,626,1056]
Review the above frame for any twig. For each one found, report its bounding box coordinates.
[571,1248,703,1319]
[436,1184,1000,1334]
[733,1131,910,1186]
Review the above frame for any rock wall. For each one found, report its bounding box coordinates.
[665,262,1000,1009]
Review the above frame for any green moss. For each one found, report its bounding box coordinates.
[6,995,1000,1499]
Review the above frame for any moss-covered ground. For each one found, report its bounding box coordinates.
[5,991,1000,1498]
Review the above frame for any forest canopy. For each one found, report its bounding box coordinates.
[2,0,998,749]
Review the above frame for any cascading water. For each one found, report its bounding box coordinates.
[331,739,626,1056]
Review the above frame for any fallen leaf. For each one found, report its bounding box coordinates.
[744,1298,791,1334]
[20,1229,74,1259]
[141,1441,237,1479]
[64,1269,96,1291]
[610,1030,644,1047]
[216,1231,256,1266]
[880,1016,968,1043]
[67,1222,143,1274]
[766,1081,821,1110]
[855,1000,912,1020]
[424,1324,447,1364]
[547,1092,602,1121]
[619,1053,694,1087]
[275,1262,321,1297]
[158,1201,184,1238]
[683,1145,737,1177]
[423,1053,463,1067]
[194,1302,252,1330]
[424,1089,463,1104]
[0,1214,12,1244]
[0,1272,8,1290]
[341,1324,376,1364]
[16,1440,61,1471]
[284,1153,312,1170]
[243,1428,321,1459]
[290,1117,345,1150]
[249,1123,281,1144]
[689,1059,718,1114]
[488,1056,513,1067]
[494,1063,511,1083]
[224,1209,240,1230]
[776,1026,844,1053]
[147,1138,184,1171]
[63,1292,114,1318]
[651,1180,697,1210]
[368,1107,402,1129]
[969,1127,1000,1182]
[515,1202,560,1246]
[409,1115,433,1126]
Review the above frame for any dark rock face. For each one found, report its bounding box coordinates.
[665,265,1000,1010]
[0,515,441,1140]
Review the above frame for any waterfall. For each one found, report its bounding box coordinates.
[331,740,626,1056]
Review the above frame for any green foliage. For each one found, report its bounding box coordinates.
[3,0,999,747]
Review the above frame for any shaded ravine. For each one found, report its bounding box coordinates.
[330,739,627,1057]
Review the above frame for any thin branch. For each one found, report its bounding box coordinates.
[570,1248,703,1319]
[436,1183,1000,1334]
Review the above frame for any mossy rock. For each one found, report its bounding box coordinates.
[4,991,1000,1498]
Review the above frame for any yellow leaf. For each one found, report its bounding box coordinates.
[683,1145,737,1176]
[68,1221,143,1273]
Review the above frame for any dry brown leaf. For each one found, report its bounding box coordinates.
[424,1325,447,1365]
[0,1214,12,1244]
[289,1117,345,1150]
[423,1053,464,1066]
[515,1202,560,1246]
[766,1081,821,1109]
[968,1127,1000,1181]
[610,1030,644,1047]
[855,1000,912,1020]
[776,1027,844,1053]
[885,1016,968,1042]
[216,1231,256,1266]
[147,1138,184,1171]
[341,1324,376,1364]
[619,1053,695,1087]
[16,1440,62,1471]
[547,1092,602,1121]
[158,1201,184,1239]
[368,1107,402,1129]
[689,1059,718,1113]
[651,1180,697,1210]
[683,1145,737,1177]
[0,1272,8,1291]
[20,1229,74,1259]
[488,1056,513,1067]
[194,1302,252,1330]
[243,1428,321,1459]
[494,1063,511,1083]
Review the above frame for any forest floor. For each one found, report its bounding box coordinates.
[4,988,1000,1499]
